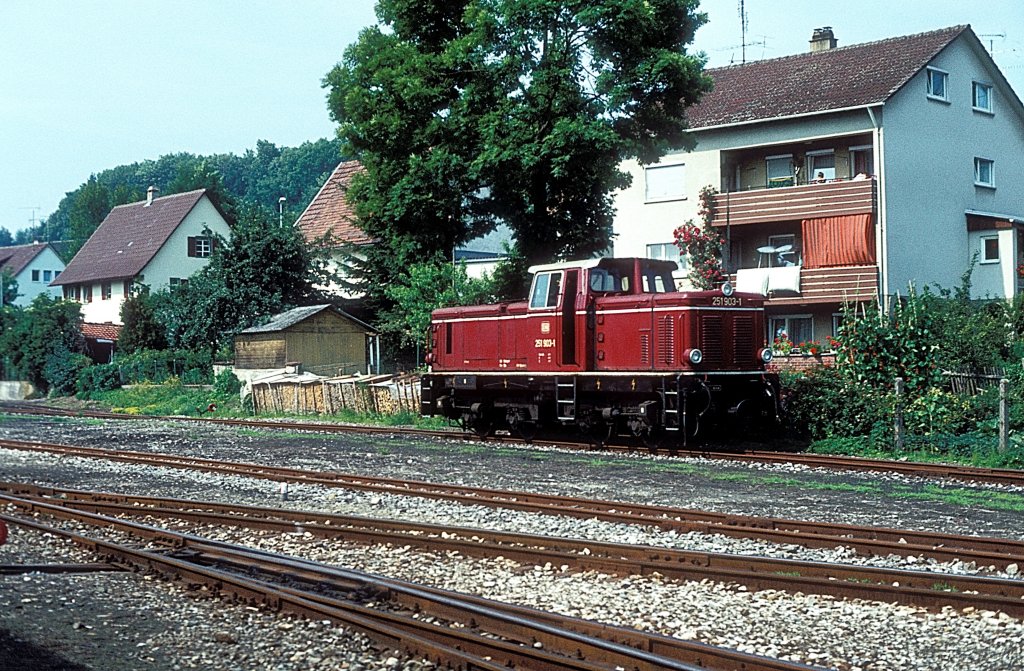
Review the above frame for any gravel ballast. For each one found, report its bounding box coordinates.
[2,413,1024,670]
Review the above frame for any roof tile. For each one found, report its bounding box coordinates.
[294,161,372,246]
[687,25,968,128]
[52,189,208,286]
[0,242,51,276]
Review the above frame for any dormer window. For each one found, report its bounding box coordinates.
[926,67,949,102]
[972,81,993,114]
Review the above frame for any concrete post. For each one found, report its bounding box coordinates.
[999,378,1009,455]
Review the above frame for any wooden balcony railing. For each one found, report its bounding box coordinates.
[728,265,879,306]
[710,178,876,227]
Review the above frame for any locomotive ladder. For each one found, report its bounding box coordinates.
[662,377,680,432]
[555,377,577,421]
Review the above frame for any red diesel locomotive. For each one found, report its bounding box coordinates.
[420,257,780,445]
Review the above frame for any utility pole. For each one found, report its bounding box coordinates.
[278,197,286,226]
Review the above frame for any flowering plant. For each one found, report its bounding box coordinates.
[674,185,725,290]
[772,334,793,355]
[1017,262,1024,279]
[826,335,841,352]
[799,339,823,356]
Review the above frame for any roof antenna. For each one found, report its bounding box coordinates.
[738,0,749,64]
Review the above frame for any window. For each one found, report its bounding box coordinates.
[31,270,40,282]
[926,67,948,101]
[646,243,686,271]
[806,150,835,182]
[770,316,813,346]
[188,236,213,258]
[644,163,685,202]
[54,270,60,279]
[101,282,112,300]
[981,236,999,263]
[43,270,52,282]
[169,277,189,291]
[767,234,799,267]
[972,81,993,113]
[529,271,562,309]
[766,155,794,188]
[849,145,874,177]
[83,285,93,303]
[975,158,995,188]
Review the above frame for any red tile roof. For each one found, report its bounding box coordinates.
[0,242,50,276]
[81,322,122,341]
[686,25,968,129]
[294,160,373,247]
[52,189,208,286]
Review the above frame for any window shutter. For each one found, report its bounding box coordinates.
[187,237,197,257]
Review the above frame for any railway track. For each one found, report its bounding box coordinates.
[4,483,1024,619]
[0,493,821,671]
[2,436,1023,573]
[3,400,1023,486]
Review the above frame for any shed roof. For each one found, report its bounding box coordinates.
[52,189,209,286]
[81,322,122,341]
[294,161,372,247]
[0,242,52,276]
[239,304,376,335]
[686,25,968,129]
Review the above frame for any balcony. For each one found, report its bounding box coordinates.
[729,265,879,306]
[710,178,876,227]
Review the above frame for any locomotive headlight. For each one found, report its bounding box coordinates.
[721,282,735,297]
[685,348,703,365]
[759,347,774,363]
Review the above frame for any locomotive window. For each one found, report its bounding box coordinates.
[641,271,676,293]
[530,271,562,309]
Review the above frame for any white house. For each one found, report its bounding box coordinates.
[0,242,66,306]
[51,187,232,326]
[612,25,1024,345]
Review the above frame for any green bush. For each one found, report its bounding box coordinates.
[213,369,242,396]
[114,349,213,385]
[44,349,92,396]
[781,366,890,441]
[77,363,123,394]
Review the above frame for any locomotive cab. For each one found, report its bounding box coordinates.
[422,257,780,445]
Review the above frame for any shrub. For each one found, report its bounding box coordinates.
[781,366,890,441]
[44,349,92,396]
[77,363,123,394]
[213,369,242,396]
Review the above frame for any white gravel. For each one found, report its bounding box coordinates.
[2,445,1024,671]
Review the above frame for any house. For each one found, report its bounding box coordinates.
[0,242,66,307]
[50,187,232,327]
[294,161,509,295]
[612,25,1024,347]
[233,304,379,379]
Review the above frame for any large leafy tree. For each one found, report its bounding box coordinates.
[0,295,84,391]
[154,205,336,356]
[324,0,711,298]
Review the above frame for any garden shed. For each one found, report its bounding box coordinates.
[233,304,378,376]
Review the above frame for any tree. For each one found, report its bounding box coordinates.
[118,287,168,354]
[155,204,335,356]
[1,269,17,306]
[65,176,112,258]
[0,227,13,247]
[324,0,711,300]
[0,295,84,391]
[383,258,496,350]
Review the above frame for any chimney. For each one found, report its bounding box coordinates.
[145,185,159,207]
[809,27,837,52]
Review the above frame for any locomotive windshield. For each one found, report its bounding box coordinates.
[639,260,677,293]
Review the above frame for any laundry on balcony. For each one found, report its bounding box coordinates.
[736,266,802,296]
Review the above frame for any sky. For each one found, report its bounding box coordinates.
[1,0,1022,236]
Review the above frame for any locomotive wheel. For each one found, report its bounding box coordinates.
[515,420,538,442]
[580,413,614,448]
[641,426,665,452]
[471,414,494,438]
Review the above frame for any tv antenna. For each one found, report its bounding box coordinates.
[738,0,750,64]
[978,33,1006,55]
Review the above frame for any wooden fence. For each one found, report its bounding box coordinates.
[251,373,421,416]
[944,368,1005,396]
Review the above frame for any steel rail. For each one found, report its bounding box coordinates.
[3,401,1023,486]
[0,496,820,671]
[2,438,1022,569]
[9,484,1024,619]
